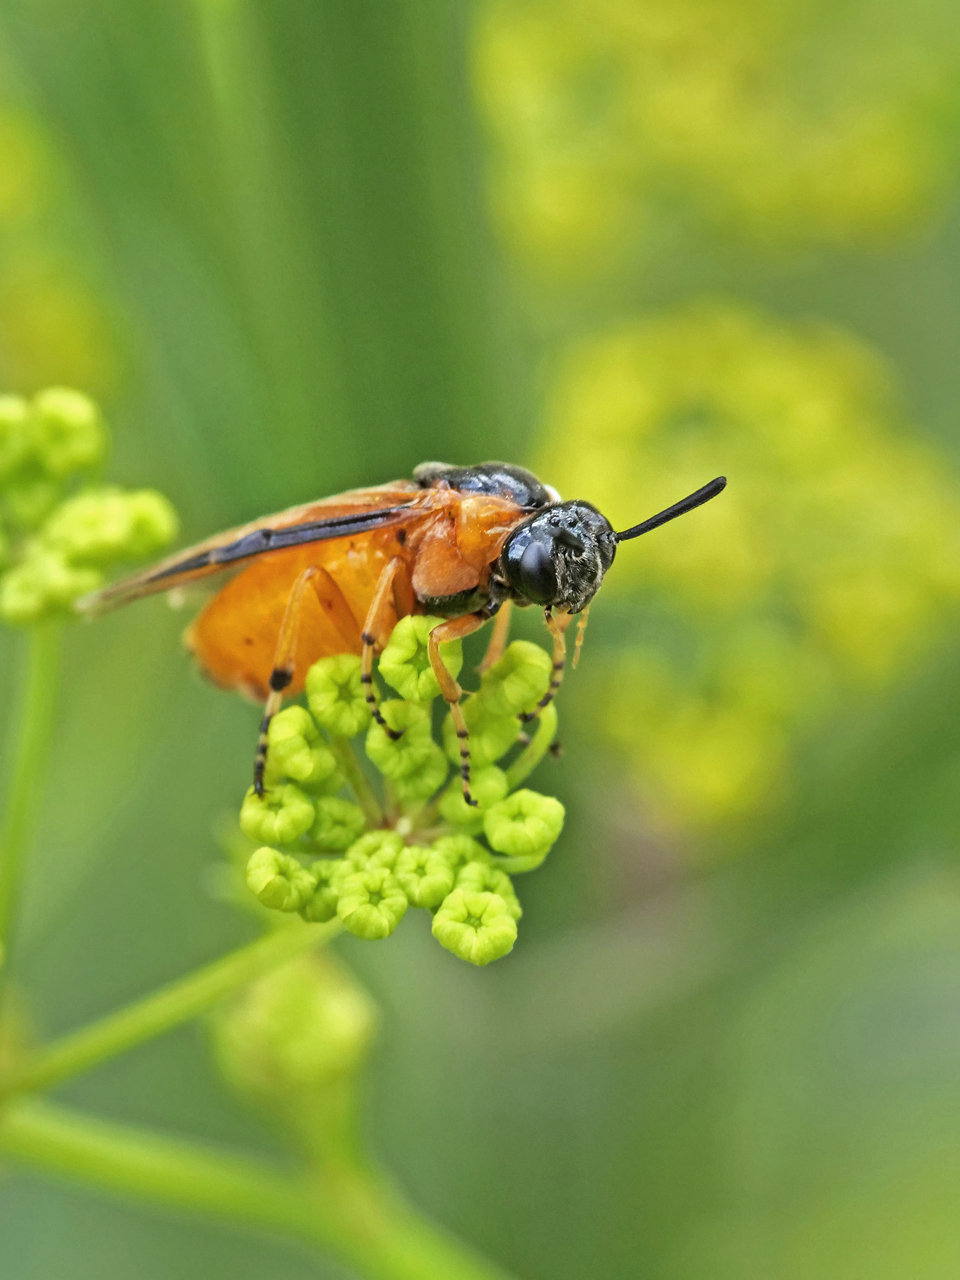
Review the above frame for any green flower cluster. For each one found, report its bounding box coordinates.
[240,616,564,966]
[0,388,178,624]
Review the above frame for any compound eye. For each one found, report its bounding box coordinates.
[518,540,558,604]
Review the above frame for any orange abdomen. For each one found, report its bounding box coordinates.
[186,526,412,701]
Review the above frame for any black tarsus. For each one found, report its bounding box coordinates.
[616,477,726,542]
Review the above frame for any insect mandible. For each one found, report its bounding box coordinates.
[78,463,726,805]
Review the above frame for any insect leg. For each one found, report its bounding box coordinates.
[573,605,590,669]
[520,609,573,725]
[253,566,321,795]
[427,612,489,806]
[360,557,410,739]
[308,566,361,651]
[478,598,512,673]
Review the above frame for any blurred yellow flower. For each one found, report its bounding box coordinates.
[476,0,960,270]
[538,303,960,829]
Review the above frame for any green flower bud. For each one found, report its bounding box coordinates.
[389,743,449,805]
[305,654,370,738]
[483,789,565,867]
[0,548,101,625]
[429,833,489,870]
[442,696,520,770]
[456,859,522,920]
[32,387,107,477]
[432,889,518,965]
[118,490,179,559]
[342,830,405,874]
[437,764,509,831]
[239,784,315,846]
[336,866,408,939]
[395,844,456,909]
[299,858,342,922]
[3,477,61,530]
[265,706,340,791]
[309,797,366,852]
[212,950,378,1097]
[378,614,463,702]
[245,846,317,911]
[0,395,35,481]
[41,487,177,566]
[480,640,552,716]
[365,700,437,779]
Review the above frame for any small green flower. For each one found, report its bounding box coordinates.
[245,847,317,911]
[32,387,107,477]
[2,477,61,530]
[456,859,522,919]
[389,743,449,805]
[0,548,101,625]
[305,654,371,738]
[395,844,456,909]
[442,696,520,770]
[41,487,178,566]
[366,700,438,779]
[118,490,180,559]
[432,889,518,965]
[483,789,565,866]
[309,796,366,851]
[239,784,316,846]
[265,706,340,791]
[299,859,343,922]
[437,764,509,831]
[429,833,489,870]
[480,640,552,716]
[336,866,408,939]
[212,950,378,1103]
[378,615,463,702]
[0,395,35,481]
[341,830,405,874]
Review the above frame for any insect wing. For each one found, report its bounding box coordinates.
[76,483,424,616]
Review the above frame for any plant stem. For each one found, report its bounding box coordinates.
[0,623,62,976]
[0,1098,515,1280]
[0,920,339,1100]
[330,736,383,827]
[505,703,558,790]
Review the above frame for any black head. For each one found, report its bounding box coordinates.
[499,477,727,613]
[500,500,618,613]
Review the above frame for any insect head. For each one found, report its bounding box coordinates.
[500,476,726,613]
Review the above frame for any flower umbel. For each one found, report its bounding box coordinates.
[0,387,177,625]
[240,638,566,965]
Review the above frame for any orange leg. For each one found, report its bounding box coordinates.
[252,565,363,794]
[572,605,589,669]
[360,557,411,739]
[428,612,489,806]
[478,599,512,673]
[254,567,323,794]
[520,609,573,725]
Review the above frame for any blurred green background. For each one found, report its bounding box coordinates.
[4,0,960,1276]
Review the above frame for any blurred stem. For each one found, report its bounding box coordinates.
[0,1098,515,1280]
[0,921,339,1100]
[505,703,558,790]
[330,736,383,827]
[0,623,62,979]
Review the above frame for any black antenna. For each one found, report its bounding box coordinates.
[616,476,727,542]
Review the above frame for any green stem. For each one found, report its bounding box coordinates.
[0,623,62,975]
[330,735,383,827]
[505,703,558,791]
[0,1098,514,1280]
[0,920,339,1100]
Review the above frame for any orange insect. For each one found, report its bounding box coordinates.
[79,463,726,803]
